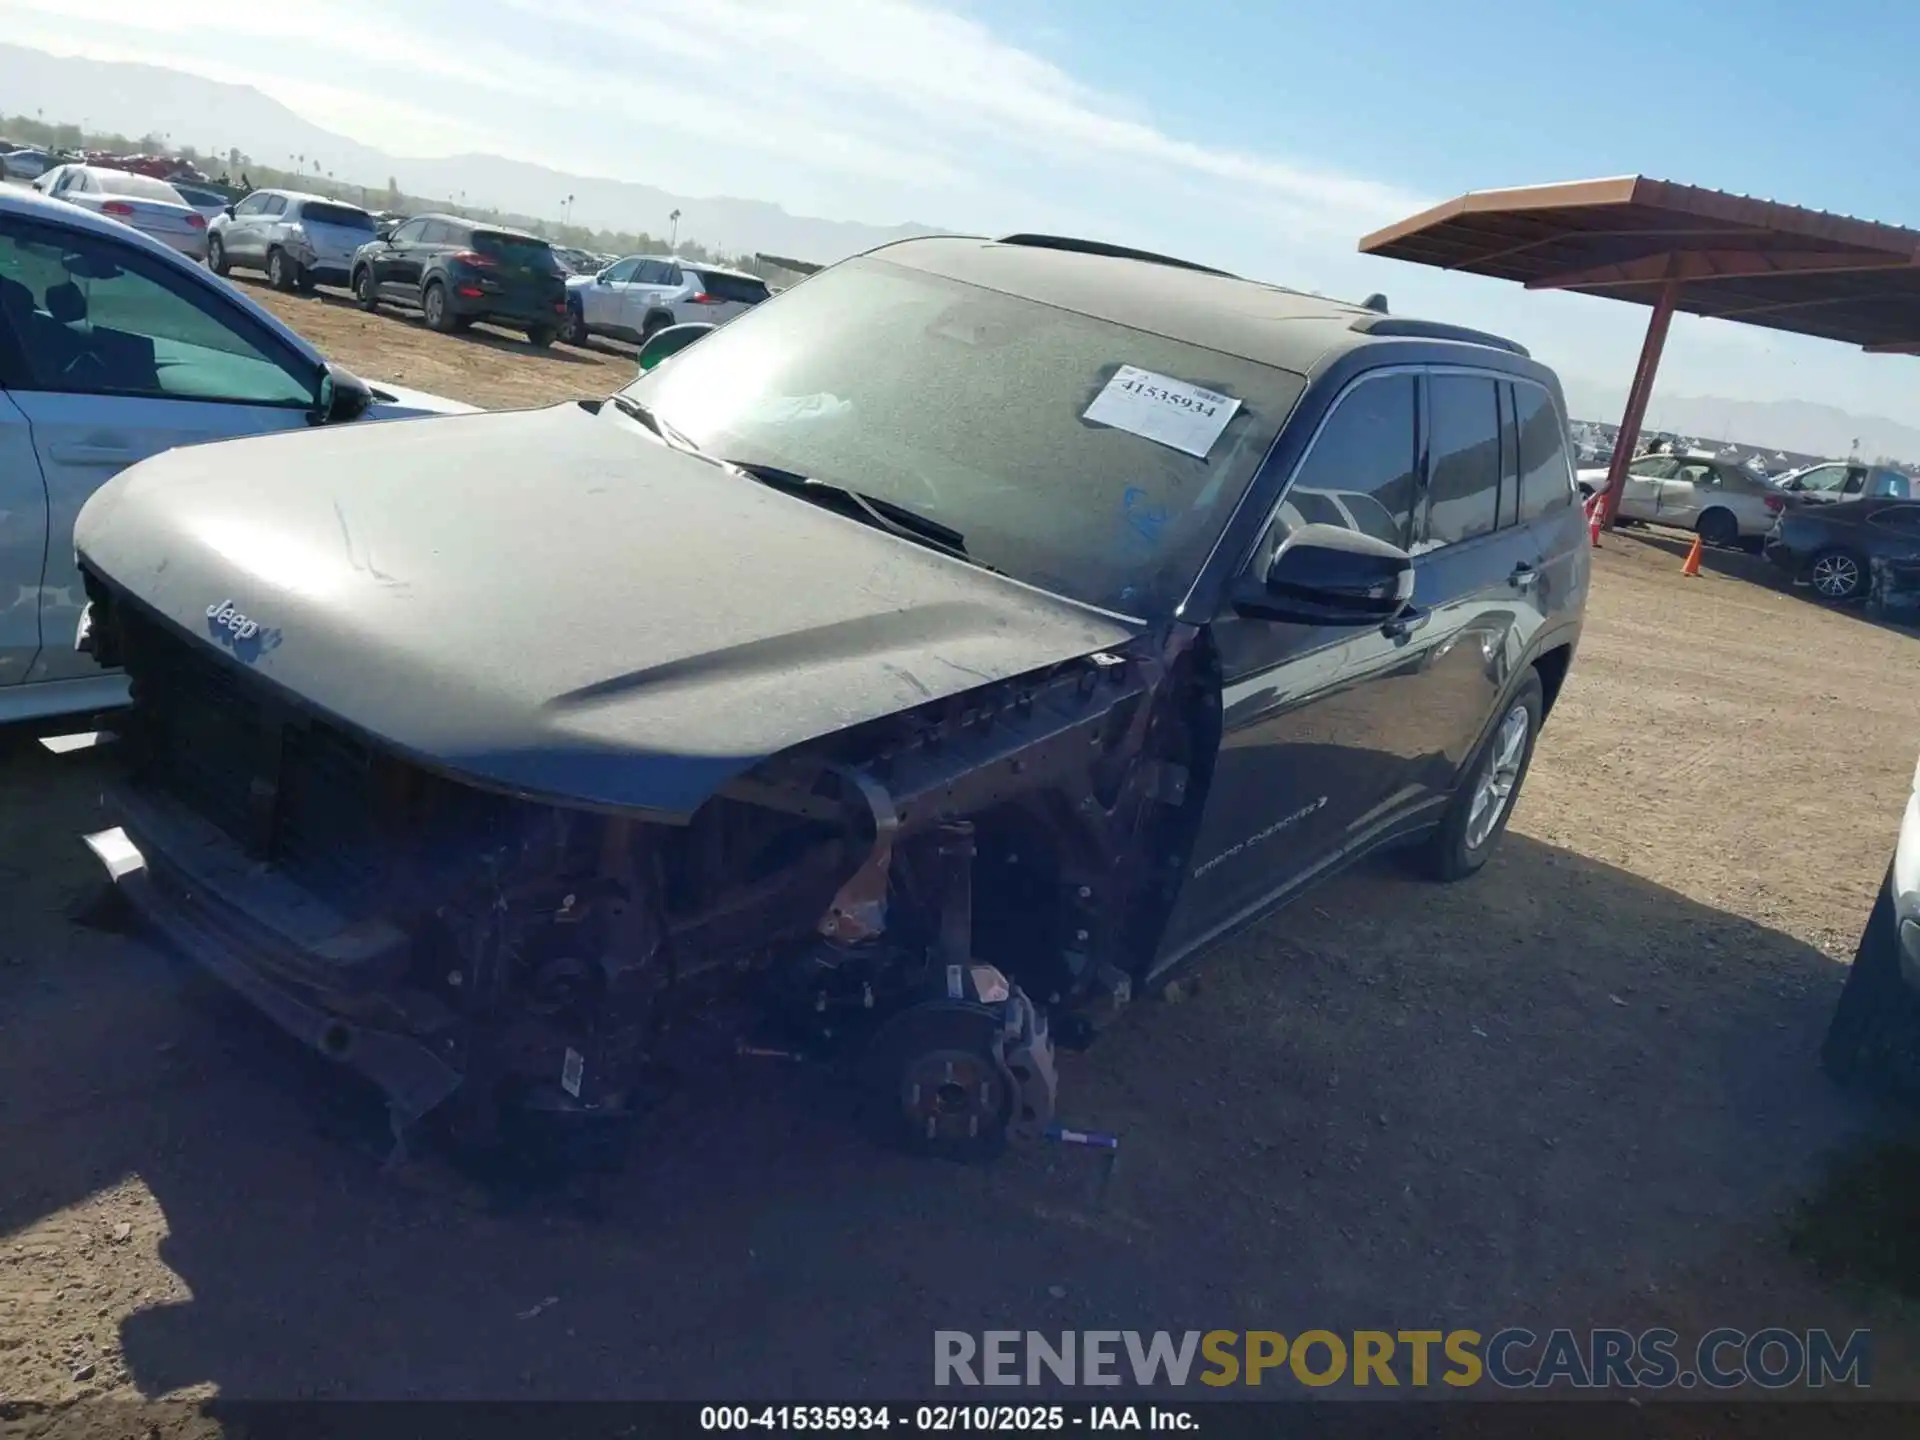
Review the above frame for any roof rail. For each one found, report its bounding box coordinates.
[993,234,1237,278]
[1351,314,1530,357]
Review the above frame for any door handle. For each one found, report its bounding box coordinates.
[1382,605,1430,640]
[1509,564,1540,591]
[48,442,137,466]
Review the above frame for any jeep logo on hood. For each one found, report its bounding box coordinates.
[204,599,280,663]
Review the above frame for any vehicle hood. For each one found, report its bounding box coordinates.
[74,402,1137,820]
[565,273,598,292]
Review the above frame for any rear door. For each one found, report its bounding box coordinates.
[1402,369,1536,798]
[1654,459,1717,525]
[625,259,678,330]
[0,211,322,686]
[1617,455,1673,517]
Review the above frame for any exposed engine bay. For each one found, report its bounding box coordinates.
[80,583,1218,1162]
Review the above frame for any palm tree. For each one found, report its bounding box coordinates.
[668,208,682,248]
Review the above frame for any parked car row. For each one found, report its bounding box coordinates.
[28,170,774,354]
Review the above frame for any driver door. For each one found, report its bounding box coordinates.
[1158,370,1437,960]
[0,211,320,686]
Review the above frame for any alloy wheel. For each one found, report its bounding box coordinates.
[1811,553,1862,599]
[1465,704,1530,852]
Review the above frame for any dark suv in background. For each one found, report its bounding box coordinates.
[351,213,569,347]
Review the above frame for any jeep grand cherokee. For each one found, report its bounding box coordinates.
[70,233,1588,1160]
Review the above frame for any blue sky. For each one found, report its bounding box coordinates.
[8,0,1919,426]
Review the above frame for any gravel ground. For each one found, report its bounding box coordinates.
[3,281,1919,1412]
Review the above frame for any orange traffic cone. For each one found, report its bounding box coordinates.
[1681,533,1703,577]
[1586,496,1603,548]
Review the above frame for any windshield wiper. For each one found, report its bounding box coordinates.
[610,394,699,453]
[722,460,978,560]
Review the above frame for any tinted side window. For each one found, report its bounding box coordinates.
[637,259,676,284]
[0,218,314,405]
[388,219,427,244]
[1423,373,1501,547]
[416,221,451,246]
[1272,373,1418,550]
[695,270,773,304]
[603,258,642,283]
[1515,383,1576,522]
[1497,383,1520,530]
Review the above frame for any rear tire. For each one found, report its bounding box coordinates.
[355,267,380,311]
[1809,548,1868,603]
[639,311,672,341]
[1697,507,1739,548]
[562,301,590,346]
[526,325,556,349]
[1415,669,1544,883]
[266,247,296,292]
[423,279,457,333]
[207,234,229,276]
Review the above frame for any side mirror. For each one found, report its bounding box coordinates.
[222,204,235,218]
[312,364,373,426]
[1233,522,1414,626]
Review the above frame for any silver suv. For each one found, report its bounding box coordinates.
[562,255,770,346]
[207,190,380,292]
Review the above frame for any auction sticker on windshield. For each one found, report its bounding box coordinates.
[1083,365,1241,459]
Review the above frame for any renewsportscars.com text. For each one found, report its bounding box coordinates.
[934,1328,1871,1390]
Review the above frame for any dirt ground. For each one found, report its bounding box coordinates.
[5,281,1920,1413]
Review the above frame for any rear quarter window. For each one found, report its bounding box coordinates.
[694,270,772,305]
[1514,382,1576,523]
[302,202,374,231]
[474,232,560,272]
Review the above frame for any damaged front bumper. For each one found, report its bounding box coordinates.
[87,787,472,1125]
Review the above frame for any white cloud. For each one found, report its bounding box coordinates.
[2,0,1911,424]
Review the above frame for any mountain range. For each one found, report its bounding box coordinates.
[0,43,940,264]
[1565,383,1920,465]
[2,42,1912,460]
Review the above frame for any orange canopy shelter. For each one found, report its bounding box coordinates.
[1358,176,1920,525]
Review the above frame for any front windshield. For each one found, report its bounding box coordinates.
[621,256,1305,616]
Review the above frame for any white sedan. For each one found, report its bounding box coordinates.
[1575,452,1788,548]
[0,185,471,729]
[33,164,211,263]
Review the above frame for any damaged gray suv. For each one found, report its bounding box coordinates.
[69,234,1588,1161]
